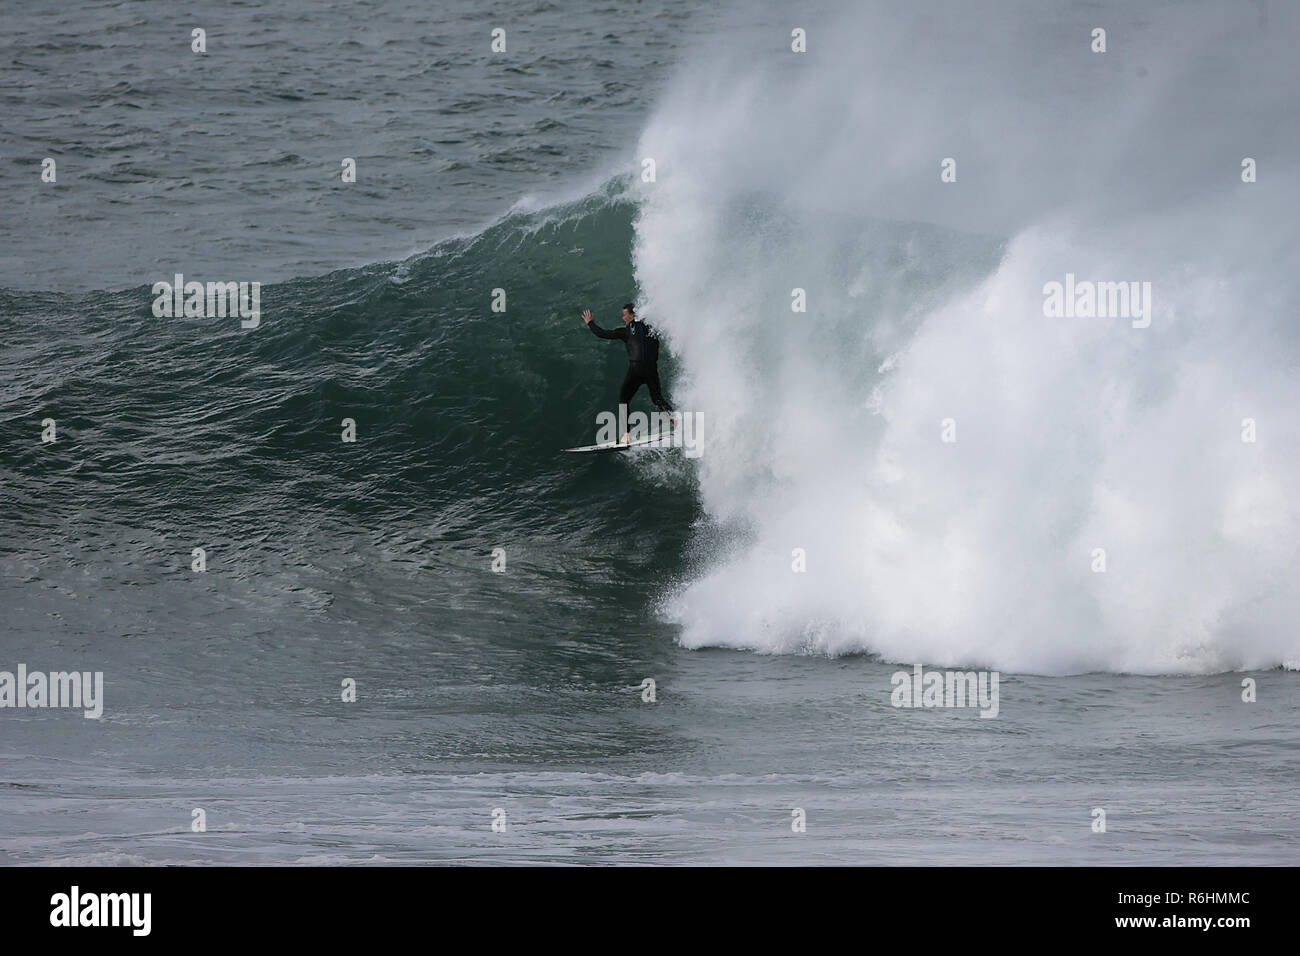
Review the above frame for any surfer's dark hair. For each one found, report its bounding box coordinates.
[623,303,635,314]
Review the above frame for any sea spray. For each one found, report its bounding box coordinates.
[636,0,1300,674]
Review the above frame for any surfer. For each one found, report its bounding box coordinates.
[582,303,676,443]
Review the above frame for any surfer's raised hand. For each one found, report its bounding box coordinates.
[582,309,595,324]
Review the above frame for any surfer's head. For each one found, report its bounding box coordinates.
[622,303,635,324]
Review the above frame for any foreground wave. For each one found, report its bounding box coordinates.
[4,2,1297,676]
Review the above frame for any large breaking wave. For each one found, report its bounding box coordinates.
[632,0,1300,673]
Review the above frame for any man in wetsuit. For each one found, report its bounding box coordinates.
[582,303,675,444]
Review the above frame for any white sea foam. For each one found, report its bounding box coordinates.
[635,0,1300,673]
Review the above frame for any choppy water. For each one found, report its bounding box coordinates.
[2,0,1298,865]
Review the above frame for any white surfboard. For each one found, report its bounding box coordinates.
[561,431,676,454]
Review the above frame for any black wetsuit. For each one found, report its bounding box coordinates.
[587,318,674,413]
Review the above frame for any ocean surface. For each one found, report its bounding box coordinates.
[2,0,1298,865]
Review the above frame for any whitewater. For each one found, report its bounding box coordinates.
[633,0,1300,673]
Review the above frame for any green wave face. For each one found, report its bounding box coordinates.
[0,180,700,601]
